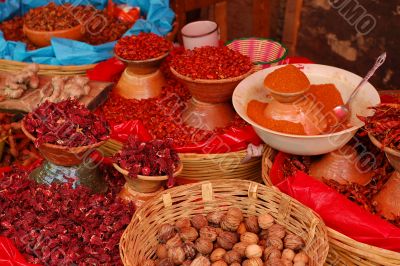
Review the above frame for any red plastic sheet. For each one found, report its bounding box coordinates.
[0,237,38,266]
[270,152,400,252]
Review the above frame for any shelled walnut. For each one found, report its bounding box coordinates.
[148,208,310,266]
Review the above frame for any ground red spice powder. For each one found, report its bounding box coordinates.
[264,65,310,93]
[247,84,344,135]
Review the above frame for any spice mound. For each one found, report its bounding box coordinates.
[247,83,345,135]
[360,103,400,150]
[143,207,310,265]
[24,3,80,31]
[170,46,253,79]
[264,65,310,93]
[113,137,180,186]
[115,32,172,61]
[24,99,110,148]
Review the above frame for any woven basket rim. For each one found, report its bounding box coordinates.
[261,146,400,264]
[226,37,289,65]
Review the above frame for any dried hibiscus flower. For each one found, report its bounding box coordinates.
[113,136,180,187]
[24,99,110,148]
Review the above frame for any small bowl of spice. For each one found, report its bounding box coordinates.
[113,137,183,194]
[23,2,84,47]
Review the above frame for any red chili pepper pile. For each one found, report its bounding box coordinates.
[114,32,172,60]
[24,3,80,31]
[113,136,180,187]
[0,166,133,265]
[359,103,400,150]
[24,99,110,148]
[170,46,253,79]
[282,134,398,226]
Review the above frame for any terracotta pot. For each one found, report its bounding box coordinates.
[309,145,373,185]
[115,52,169,75]
[170,67,253,103]
[118,186,164,208]
[113,162,183,193]
[373,171,400,220]
[23,24,84,48]
[21,122,106,167]
[182,98,235,130]
[369,133,400,172]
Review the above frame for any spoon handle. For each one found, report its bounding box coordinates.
[347,52,386,104]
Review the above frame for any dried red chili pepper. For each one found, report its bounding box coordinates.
[24,99,110,148]
[170,46,253,79]
[114,32,173,60]
[113,136,180,186]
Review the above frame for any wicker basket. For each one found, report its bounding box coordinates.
[226,38,288,71]
[0,21,179,76]
[99,139,262,183]
[261,146,400,266]
[120,179,330,265]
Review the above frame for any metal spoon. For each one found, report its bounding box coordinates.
[332,52,386,124]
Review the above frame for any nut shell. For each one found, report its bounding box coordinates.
[266,257,286,266]
[223,250,242,264]
[191,214,208,230]
[211,260,227,266]
[159,224,177,243]
[245,244,263,258]
[182,241,197,260]
[293,251,309,264]
[180,227,199,242]
[232,242,249,257]
[143,259,156,266]
[244,215,260,234]
[156,244,168,259]
[190,255,211,266]
[200,226,218,242]
[157,258,174,266]
[166,234,183,249]
[284,234,305,251]
[263,246,281,261]
[216,231,238,250]
[210,248,227,262]
[168,246,186,265]
[282,249,295,262]
[268,224,286,239]
[195,238,214,255]
[207,211,225,225]
[242,258,263,266]
[240,232,259,244]
[176,218,192,229]
[266,237,283,250]
[237,222,247,235]
[258,213,274,230]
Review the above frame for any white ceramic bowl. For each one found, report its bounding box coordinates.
[232,64,381,155]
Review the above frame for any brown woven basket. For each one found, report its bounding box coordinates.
[119,179,329,265]
[99,139,262,183]
[261,146,400,266]
[0,21,179,76]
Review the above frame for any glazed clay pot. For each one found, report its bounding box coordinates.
[23,24,83,48]
[21,122,106,167]
[373,171,400,220]
[309,145,373,185]
[115,52,169,99]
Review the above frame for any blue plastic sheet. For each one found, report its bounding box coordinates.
[0,0,175,65]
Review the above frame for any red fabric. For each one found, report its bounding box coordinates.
[270,152,400,252]
[87,58,125,82]
[0,237,38,266]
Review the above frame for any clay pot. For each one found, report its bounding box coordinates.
[373,171,400,220]
[114,52,169,99]
[23,24,84,48]
[182,98,236,130]
[113,162,183,193]
[21,122,106,167]
[309,145,373,185]
[170,67,253,103]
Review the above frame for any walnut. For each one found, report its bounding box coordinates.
[158,224,177,243]
[232,242,249,257]
[207,211,225,226]
[216,231,239,250]
[191,214,208,230]
[157,258,174,266]
[259,229,269,240]
[245,244,263,258]
[240,232,259,244]
[268,224,286,239]
[200,226,218,242]
[258,213,274,230]
[263,246,281,261]
[176,217,192,229]
[220,208,243,231]
[237,222,247,234]
[293,251,309,264]
[266,257,286,266]
[266,237,283,250]
[244,215,260,234]
[181,261,192,266]
[182,241,197,260]
[281,249,295,262]
[223,250,242,264]
[210,248,227,262]
[230,263,241,266]
[167,246,186,265]
[190,255,211,266]
[195,238,214,255]
[242,258,263,266]
[156,244,168,259]
[166,234,183,249]
[284,234,305,251]
[180,227,199,242]
[143,259,156,266]
[258,239,267,248]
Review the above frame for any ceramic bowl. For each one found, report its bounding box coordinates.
[21,121,106,166]
[23,24,83,48]
[170,67,253,103]
[369,133,400,172]
[232,64,380,155]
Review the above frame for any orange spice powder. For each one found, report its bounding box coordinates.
[247,84,344,135]
[264,65,310,93]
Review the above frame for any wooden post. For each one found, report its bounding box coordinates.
[215,1,228,43]
[253,0,270,37]
[282,0,303,56]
